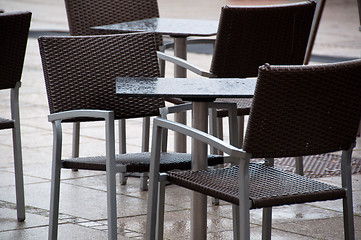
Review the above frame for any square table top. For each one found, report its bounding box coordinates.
[92,17,219,37]
[115,77,256,101]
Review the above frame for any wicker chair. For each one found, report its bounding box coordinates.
[63,0,163,188]
[0,11,31,222]
[63,0,204,187]
[38,33,225,240]
[147,59,361,240]
[158,1,326,174]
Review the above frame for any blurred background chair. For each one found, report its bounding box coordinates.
[0,10,31,222]
[147,59,361,239]
[158,1,322,175]
[38,32,225,240]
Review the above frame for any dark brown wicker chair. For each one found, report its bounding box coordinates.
[0,11,31,222]
[147,59,361,239]
[63,0,164,188]
[38,33,224,240]
[158,0,327,175]
[63,0,187,187]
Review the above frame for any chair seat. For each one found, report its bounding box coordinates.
[0,118,14,130]
[167,163,346,209]
[62,152,224,172]
[215,98,252,117]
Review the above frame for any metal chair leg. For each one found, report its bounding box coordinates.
[11,86,25,221]
[238,116,244,147]
[156,175,167,240]
[262,158,274,240]
[105,114,117,240]
[119,119,127,185]
[232,204,240,239]
[238,160,251,240]
[71,122,80,172]
[295,156,304,175]
[142,117,150,152]
[140,172,149,191]
[146,125,163,240]
[341,148,355,240]
[209,108,220,205]
[49,121,62,240]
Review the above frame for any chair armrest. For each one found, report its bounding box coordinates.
[159,103,193,118]
[160,38,216,51]
[160,102,237,116]
[157,51,216,78]
[153,117,249,159]
[48,109,113,122]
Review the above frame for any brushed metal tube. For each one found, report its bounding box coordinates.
[174,37,187,153]
[191,102,208,240]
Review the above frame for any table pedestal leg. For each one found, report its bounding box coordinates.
[191,102,208,240]
[174,37,187,153]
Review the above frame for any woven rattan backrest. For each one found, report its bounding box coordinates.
[38,33,164,120]
[64,0,160,36]
[210,2,315,78]
[0,11,31,90]
[243,59,361,158]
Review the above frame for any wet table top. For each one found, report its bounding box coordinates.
[92,18,219,37]
[115,77,256,101]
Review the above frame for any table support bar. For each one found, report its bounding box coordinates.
[174,37,188,153]
[191,102,208,240]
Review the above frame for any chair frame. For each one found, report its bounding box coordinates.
[146,58,361,239]
[48,110,117,239]
[2,82,26,221]
[147,117,356,239]
[0,10,32,222]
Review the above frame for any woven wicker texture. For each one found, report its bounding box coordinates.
[211,2,315,78]
[168,163,345,208]
[64,0,163,47]
[213,2,315,117]
[0,11,31,90]
[62,152,224,172]
[244,59,361,158]
[254,153,361,178]
[0,118,14,130]
[64,0,159,36]
[38,33,165,120]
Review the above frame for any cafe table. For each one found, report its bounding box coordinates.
[92,18,219,153]
[115,77,256,240]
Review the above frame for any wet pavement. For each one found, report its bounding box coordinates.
[1,0,361,239]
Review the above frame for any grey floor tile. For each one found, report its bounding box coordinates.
[0,223,108,240]
[273,215,361,240]
[0,206,48,232]
[0,170,47,187]
[309,191,361,215]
